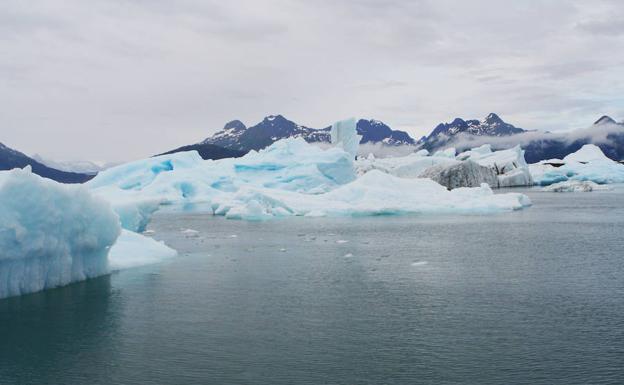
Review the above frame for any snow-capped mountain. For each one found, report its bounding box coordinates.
[0,142,94,183]
[203,115,327,152]
[356,119,415,145]
[522,115,624,162]
[202,115,415,153]
[422,113,526,151]
[594,115,617,126]
[419,114,624,162]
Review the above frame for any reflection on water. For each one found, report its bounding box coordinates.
[1,187,624,384]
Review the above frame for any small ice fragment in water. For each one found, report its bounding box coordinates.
[279,248,287,252]
[336,239,349,244]
[411,261,428,266]
[143,229,155,235]
[343,253,354,258]
[230,234,238,238]
[182,228,199,237]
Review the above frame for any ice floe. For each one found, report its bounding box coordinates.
[542,180,610,192]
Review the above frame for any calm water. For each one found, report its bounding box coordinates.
[1,187,624,385]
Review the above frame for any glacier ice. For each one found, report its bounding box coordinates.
[0,168,120,299]
[456,145,533,187]
[210,170,531,220]
[0,168,178,299]
[88,137,356,230]
[87,134,531,225]
[530,144,624,186]
[330,118,361,159]
[108,229,177,270]
[542,180,610,193]
[356,144,532,188]
[418,160,499,190]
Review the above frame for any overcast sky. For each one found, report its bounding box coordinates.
[1,0,623,162]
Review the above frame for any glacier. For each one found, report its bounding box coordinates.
[529,144,624,186]
[0,168,120,299]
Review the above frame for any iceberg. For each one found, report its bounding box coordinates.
[330,118,361,159]
[0,168,120,299]
[530,144,624,186]
[456,145,533,187]
[0,168,178,299]
[108,229,177,270]
[542,180,610,193]
[89,138,356,231]
[418,160,499,190]
[210,170,530,220]
[88,134,531,225]
[355,151,457,178]
[356,144,532,188]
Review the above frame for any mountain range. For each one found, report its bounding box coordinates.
[201,115,415,153]
[3,113,623,184]
[0,143,94,183]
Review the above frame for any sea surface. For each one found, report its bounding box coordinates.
[1,187,624,385]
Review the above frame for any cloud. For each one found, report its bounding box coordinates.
[0,0,623,162]
[440,122,624,152]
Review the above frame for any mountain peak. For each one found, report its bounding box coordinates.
[223,120,246,132]
[483,113,503,124]
[593,115,616,125]
[264,114,288,123]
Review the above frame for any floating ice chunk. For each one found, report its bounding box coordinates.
[88,138,530,226]
[419,160,498,190]
[411,261,428,266]
[89,138,356,229]
[542,180,610,192]
[355,152,456,178]
[213,170,531,219]
[460,145,533,187]
[0,168,120,299]
[531,145,624,186]
[181,228,200,237]
[331,118,361,159]
[336,239,349,244]
[563,144,610,163]
[433,147,456,158]
[108,229,177,270]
